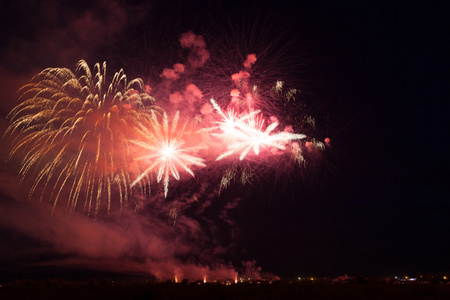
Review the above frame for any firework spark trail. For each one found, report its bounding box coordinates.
[5,60,156,215]
[209,99,306,161]
[130,110,206,198]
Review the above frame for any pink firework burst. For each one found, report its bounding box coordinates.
[130,110,205,197]
[209,99,306,161]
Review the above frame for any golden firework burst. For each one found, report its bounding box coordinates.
[6,60,157,216]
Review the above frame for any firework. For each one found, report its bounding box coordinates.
[130,110,206,198]
[218,164,254,193]
[6,60,156,215]
[5,39,324,216]
[209,99,306,161]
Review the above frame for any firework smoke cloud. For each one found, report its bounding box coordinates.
[2,26,327,282]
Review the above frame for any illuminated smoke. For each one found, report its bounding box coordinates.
[243,54,257,69]
[160,63,185,80]
[179,31,210,68]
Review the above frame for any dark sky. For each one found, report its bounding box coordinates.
[0,0,449,281]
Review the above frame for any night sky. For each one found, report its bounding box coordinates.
[0,0,449,281]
